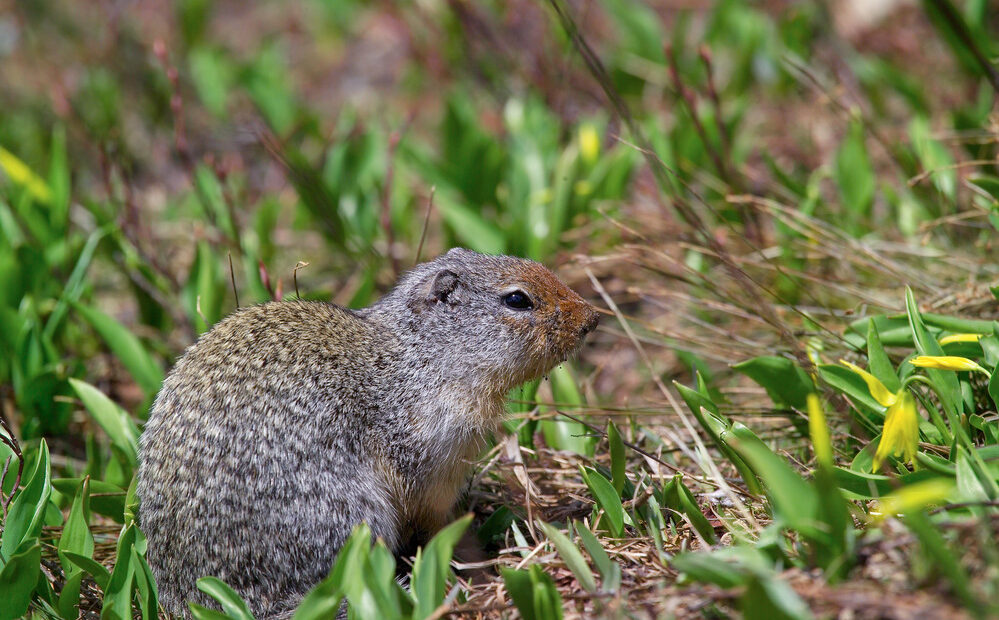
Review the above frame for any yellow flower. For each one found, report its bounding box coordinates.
[872,391,919,471]
[910,355,986,373]
[807,394,833,467]
[839,360,897,407]
[938,333,983,345]
[870,478,954,520]
[0,146,51,204]
[578,125,600,164]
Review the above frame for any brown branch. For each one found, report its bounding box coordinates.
[0,416,24,518]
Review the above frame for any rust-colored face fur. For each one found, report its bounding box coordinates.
[494,261,599,382]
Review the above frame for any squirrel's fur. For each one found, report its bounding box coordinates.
[137,248,599,617]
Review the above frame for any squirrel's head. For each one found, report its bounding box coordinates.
[377,248,599,391]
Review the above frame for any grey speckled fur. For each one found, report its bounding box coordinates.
[137,248,599,618]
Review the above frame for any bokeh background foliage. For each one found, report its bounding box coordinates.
[1,0,998,618]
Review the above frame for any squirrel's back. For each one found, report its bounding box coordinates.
[138,301,402,615]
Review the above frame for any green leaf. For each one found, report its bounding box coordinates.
[57,478,94,576]
[1,440,51,565]
[733,356,813,409]
[670,550,748,589]
[69,379,140,467]
[724,428,819,533]
[816,364,885,415]
[834,119,875,231]
[196,577,255,620]
[63,551,111,590]
[580,467,625,537]
[866,322,900,392]
[411,514,472,618]
[500,568,536,620]
[989,366,999,411]
[73,303,163,395]
[132,546,158,620]
[538,522,597,593]
[664,474,718,544]
[500,566,562,620]
[436,196,506,255]
[674,380,762,495]
[572,521,616,588]
[540,365,593,456]
[832,467,939,499]
[903,509,982,613]
[607,421,626,495]
[189,605,234,620]
[741,572,814,620]
[102,525,137,620]
[48,125,70,234]
[58,571,85,619]
[906,288,960,417]
[53,478,126,523]
[0,539,42,620]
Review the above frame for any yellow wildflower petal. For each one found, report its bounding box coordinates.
[872,392,919,472]
[910,355,985,373]
[839,360,897,407]
[871,478,954,521]
[578,124,600,164]
[0,146,51,204]
[938,333,983,345]
[807,394,833,468]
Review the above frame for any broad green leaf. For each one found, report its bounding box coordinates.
[906,288,961,417]
[724,428,819,533]
[189,605,233,620]
[902,510,981,613]
[674,380,762,495]
[866,323,900,392]
[102,525,137,620]
[57,478,94,575]
[500,566,562,620]
[607,421,626,495]
[53,478,126,523]
[989,367,999,411]
[63,551,111,590]
[834,119,874,231]
[411,514,472,618]
[436,196,505,255]
[741,572,814,620]
[816,365,885,415]
[580,467,625,537]
[132,547,158,620]
[73,303,163,395]
[58,571,85,619]
[733,356,813,409]
[1,440,51,564]
[909,116,955,200]
[196,577,255,620]
[69,379,139,467]
[540,365,593,457]
[670,550,748,588]
[538,521,597,593]
[573,521,615,585]
[0,539,42,620]
[500,568,536,620]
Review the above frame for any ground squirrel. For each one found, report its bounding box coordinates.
[137,248,599,617]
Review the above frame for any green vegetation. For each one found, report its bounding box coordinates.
[1,0,998,617]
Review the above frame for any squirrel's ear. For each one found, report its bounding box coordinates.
[427,269,460,304]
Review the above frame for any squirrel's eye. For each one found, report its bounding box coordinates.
[502,291,533,310]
